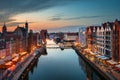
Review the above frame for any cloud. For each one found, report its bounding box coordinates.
[49,15,103,21]
[0,0,81,24]
[64,16,103,20]
[49,17,62,21]
[48,13,64,21]
[0,21,34,27]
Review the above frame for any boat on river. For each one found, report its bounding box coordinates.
[59,43,64,50]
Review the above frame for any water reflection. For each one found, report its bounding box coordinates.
[41,50,48,56]
[20,49,106,80]
[78,56,106,80]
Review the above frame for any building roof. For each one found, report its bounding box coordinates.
[102,22,114,30]
[14,26,27,37]
[114,19,120,26]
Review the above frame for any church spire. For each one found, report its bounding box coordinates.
[25,20,28,37]
[25,20,28,32]
[2,22,7,34]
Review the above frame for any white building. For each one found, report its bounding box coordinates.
[64,33,78,41]
[96,22,113,58]
[78,28,86,47]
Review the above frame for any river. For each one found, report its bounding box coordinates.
[21,48,105,80]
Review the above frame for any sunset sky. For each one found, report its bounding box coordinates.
[0,0,120,32]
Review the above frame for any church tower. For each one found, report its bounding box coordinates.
[25,21,28,51]
[25,21,28,33]
[2,22,7,34]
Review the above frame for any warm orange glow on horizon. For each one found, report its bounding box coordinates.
[0,26,16,32]
[0,20,79,32]
[0,10,84,32]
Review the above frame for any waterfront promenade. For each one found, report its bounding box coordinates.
[11,54,34,80]
[73,43,120,80]
[0,46,45,80]
[11,47,46,80]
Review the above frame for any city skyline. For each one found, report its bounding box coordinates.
[0,0,120,32]
[0,0,120,79]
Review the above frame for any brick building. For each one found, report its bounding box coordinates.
[85,19,120,62]
[112,19,120,62]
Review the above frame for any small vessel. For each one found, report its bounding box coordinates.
[59,43,64,50]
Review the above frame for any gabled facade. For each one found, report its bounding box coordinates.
[0,21,29,60]
[112,19,120,62]
[85,19,120,62]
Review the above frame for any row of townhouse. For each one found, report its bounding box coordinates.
[28,30,41,53]
[0,22,41,62]
[0,21,28,61]
[85,19,120,63]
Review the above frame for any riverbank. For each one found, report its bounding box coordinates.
[18,48,46,80]
[12,47,46,80]
[73,45,117,80]
[0,47,46,80]
[11,54,35,80]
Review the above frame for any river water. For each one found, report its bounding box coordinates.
[22,48,105,80]
[20,39,105,80]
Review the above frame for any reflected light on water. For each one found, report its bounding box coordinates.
[46,39,59,48]
[46,39,55,44]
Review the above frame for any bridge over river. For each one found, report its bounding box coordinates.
[19,39,107,80]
